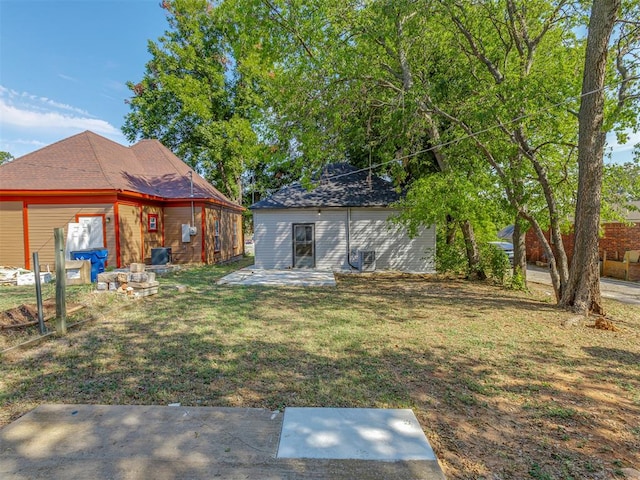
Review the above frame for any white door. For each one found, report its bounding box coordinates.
[78,216,105,248]
[293,223,315,268]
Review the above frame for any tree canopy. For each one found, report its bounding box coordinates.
[124,0,640,310]
[0,152,14,165]
[123,0,261,203]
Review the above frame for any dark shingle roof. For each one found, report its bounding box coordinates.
[250,163,400,209]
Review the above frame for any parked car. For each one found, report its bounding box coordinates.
[488,241,514,265]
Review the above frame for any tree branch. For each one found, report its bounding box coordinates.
[447,7,505,84]
[260,0,315,60]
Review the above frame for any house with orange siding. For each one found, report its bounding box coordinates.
[0,131,243,270]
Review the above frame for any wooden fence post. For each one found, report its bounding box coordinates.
[32,252,47,334]
[54,227,67,335]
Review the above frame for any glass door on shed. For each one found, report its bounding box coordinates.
[292,223,315,268]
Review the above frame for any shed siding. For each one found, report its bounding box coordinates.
[118,203,143,266]
[254,209,346,270]
[28,204,116,268]
[0,202,25,267]
[142,205,163,263]
[350,209,435,272]
[164,206,203,264]
[253,208,435,272]
[205,207,217,264]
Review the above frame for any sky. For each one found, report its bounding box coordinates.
[0,0,638,163]
[0,0,168,159]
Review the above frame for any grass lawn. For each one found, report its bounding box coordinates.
[1,258,639,479]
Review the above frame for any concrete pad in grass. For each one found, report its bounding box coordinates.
[1,404,446,479]
[217,268,337,287]
[277,407,438,461]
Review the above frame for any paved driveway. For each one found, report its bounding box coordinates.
[527,266,640,305]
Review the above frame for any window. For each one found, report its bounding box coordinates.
[233,219,238,249]
[214,218,221,252]
[148,213,158,232]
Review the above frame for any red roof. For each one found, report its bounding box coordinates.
[0,131,239,208]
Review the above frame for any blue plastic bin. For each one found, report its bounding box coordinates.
[71,248,108,282]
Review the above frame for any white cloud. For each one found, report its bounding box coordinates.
[39,96,92,116]
[0,99,120,136]
[6,138,47,147]
[58,73,79,83]
[0,86,127,158]
[2,87,93,117]
[0,138,47,157]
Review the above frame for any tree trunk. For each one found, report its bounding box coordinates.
[512,214,528,288]
[560,0,620,315]
[515,128,570,295]
[236,174,243,206]
[461,220,486,280]
[445,215,456,245]
[521,211,563,301]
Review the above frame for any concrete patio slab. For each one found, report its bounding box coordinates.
[217,267,337,287]
[278,408,438,461]
[0,405,446,479]
[0,404,282,480]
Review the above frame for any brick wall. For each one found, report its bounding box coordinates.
[526,222,640,263]
[600,223,640,260]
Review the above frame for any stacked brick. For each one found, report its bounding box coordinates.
[96,263,159,298]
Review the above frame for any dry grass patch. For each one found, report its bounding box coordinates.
[1,264,638,480]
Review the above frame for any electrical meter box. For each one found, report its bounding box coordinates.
[182,224,191,242]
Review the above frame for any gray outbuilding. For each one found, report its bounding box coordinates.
[250,163,435,272]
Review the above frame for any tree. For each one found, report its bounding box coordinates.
[413,0,583,296]
[229,0,502,278]
[123,0,260,203]
[245,0,638,299]
[0,151,14,165]
[126,0,639,303]
[560,0,622,314]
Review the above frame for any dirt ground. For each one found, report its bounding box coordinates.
[0,300,56,326]
[1,270,639,479]
[0,299,83,350]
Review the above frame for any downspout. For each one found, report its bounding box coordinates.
[346,208,359,270]
[189,171,195,227]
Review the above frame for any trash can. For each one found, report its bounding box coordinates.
[151,247,172,265]
[71,248,108,282]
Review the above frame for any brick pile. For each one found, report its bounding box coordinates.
[96,263,159,298]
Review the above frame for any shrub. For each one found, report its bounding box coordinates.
[480,243,511,285]
[435,241,468,275]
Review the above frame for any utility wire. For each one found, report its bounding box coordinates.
[1,78,634,184]
[323,81,633,182]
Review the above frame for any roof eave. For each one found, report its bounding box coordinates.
[0,188,117,197]
[250,203,393,210]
